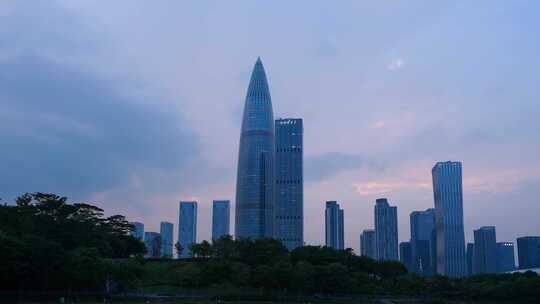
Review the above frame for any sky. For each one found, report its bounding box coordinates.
[1,0,539,253]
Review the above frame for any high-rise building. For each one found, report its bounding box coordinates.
[410,208,436,275]
[360,229,376,259]
[466,243,475,276]
[325,201,344,250]
[432,161,467,277]
[496,242,515,273]
[160,221,174,258]
[473,226,497,274]
[144,232,161,258]
[517,236,540,269]
[339,209,344,250]
[178,201,197,258]
[374,198,398,261]
[274,118,303,251]
[235,57,275,239]
[129,221,144,240]
[400,241,413,271]
[212,200,230,241]
[431,229,438,274]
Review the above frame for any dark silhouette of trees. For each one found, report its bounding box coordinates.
[0,193,145,293]
[2,192,540,302]
[174,241,184,257]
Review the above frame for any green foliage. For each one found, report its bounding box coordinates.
[0,192,146,292]
[2,192,539,301]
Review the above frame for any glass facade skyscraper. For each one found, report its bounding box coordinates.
[466,243,474,276]
[410,208,436,275]
[432,161,467,277]
[235,57,275,239]
[473,226,497,274]
[325,201,344,250]
[360,229,376,259]
[496,242,515,273]
[144,231,161,258]
[160,221,174,258]
[517,236,540,269]
[274,118,303,250]
[212,200,230,241]
[129,221,144,240]
[178,201,197,258]
[400,241,413,271]
[374,198,398,261]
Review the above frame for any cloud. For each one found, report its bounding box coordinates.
[353,168,540,197]
[305,152,384,182]
[387,58,406,70]
[0,2,201,205]
[0,54,200,199]
[353,180,431,196]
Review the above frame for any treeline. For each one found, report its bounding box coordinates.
[148,236,407,294]
[1,193,540,302]
[142,238,540,301]
[0,193,145,292]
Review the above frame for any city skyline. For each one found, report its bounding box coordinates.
[2,1,540,255]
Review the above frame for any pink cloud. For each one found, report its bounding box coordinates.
[353,180,431,196]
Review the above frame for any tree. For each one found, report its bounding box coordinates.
[291,261,315,291]
[0,192,146,293]
[212,235,237,259]
[175,242,184,257]
[190,240,213,258]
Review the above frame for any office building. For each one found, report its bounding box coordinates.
[160,221,174,258]
[374,198,398,261]
[400,241,413,271]
[129,221,144,240]
[235,57,275,239]
[144,232,161,258]
[178,201,197,258]
[410,208,436,275]
[517,236,540,269]
[325,201,344,250]
[432,161,467,277]
[467,243,474,276]
[360,229,376,259]
[473,226,497,274]
[274,118,303,250]
[212,200,230,241]
[496,242,515,273]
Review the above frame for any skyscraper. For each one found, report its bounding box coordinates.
[517,236,540,269]
[360,229,376,259]
[212,200,230,241]
[466,243,475,276]
[235,57,275,239]
[432,161,467,277]
[129,221,144,240]
[325,201,344,250]
[410,208,436,275]
[374,198,398,261]
[274,118,303,250]
[144,232,161,258]
[400,241,413,271]
[178,201,197,258]
[496,242,515,273]
[473,226,497,274]
[160,221,174,258]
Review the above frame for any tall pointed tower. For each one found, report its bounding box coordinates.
[235,57,275,239]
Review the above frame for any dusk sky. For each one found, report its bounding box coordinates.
[2,1,539,253]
